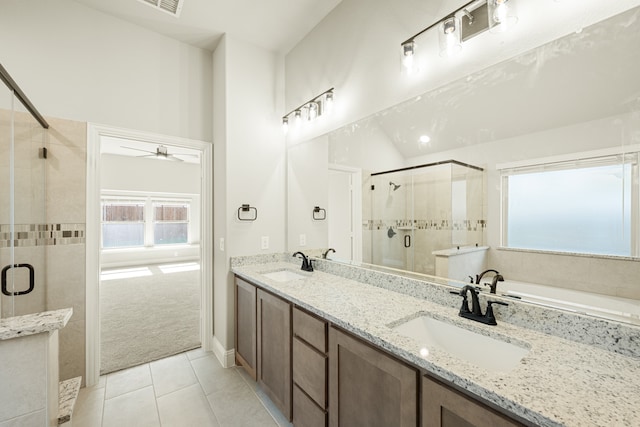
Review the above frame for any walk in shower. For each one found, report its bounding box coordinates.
[0,63,49,319]
[365,160,484,275]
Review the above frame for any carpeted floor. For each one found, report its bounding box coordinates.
[100,262,201,374]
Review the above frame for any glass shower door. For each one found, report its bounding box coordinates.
[370,170,414,271]
[0,89,47,319]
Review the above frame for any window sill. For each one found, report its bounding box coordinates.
[496,246,639,262]
[101,244,200,268]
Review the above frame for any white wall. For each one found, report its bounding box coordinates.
[284,0,640,145]
[288,136,329,251]
[101,154,201,195]
[0,0,212,142]
[213,35,286,355]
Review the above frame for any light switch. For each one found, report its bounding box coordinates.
[299,234,306,246]
[219,238,224,251]
[261,236,269,250]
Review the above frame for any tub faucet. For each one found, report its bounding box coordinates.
[292,251,314,272]
[475,269,504,294]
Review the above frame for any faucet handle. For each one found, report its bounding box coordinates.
[450,290,471,314]
[488,300,508,306]
[484,300,509,325]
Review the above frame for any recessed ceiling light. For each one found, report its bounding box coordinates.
[419,135,431,144]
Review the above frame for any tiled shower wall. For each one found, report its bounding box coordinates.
[45,117,87,384]
[0,109,87,384]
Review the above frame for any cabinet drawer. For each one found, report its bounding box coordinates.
[293,337,327,408]
[293,306,327,352]
[293,384,327,427]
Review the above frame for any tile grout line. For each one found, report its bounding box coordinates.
[188,352,223,426]
[148,361,163,427]
[234,367,289,427]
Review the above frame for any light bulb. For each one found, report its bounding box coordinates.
[294,110,302,126]
[488,0,518,33]
[282,117,289,134]
[439,17,461,57]
[401,41,416,71]
[308,102,318,120]
[324,92,334,114]
[419,135,431,144]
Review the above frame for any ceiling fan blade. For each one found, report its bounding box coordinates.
[121,146,155,154]
[173,153,200,157]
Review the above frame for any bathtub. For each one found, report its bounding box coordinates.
[494,280,640,325]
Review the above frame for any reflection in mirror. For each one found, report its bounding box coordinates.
[287,6,640,324]
[365,160,483,277]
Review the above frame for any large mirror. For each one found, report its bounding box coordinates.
[287,6,640,324]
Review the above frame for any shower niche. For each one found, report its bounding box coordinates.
[364,160,484,276]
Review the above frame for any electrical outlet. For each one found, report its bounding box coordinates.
[219,238,224,251]
[261,236,269,250]
[299,234,306,246]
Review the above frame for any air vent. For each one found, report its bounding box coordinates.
[138,0,184,17]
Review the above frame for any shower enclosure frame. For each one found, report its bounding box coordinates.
[0,63,49,320]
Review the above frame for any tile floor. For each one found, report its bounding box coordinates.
[73,348,292,427]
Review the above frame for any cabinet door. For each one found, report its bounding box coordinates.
[235,277,257,380]
[422,376,524,427]
[329,327,418,427]
[257,289,292,420]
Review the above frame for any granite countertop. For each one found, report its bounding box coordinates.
[233,262,640,427]
[0,308,73,341]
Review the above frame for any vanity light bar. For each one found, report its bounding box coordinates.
[401,0,517,70]
[282,88,334,134]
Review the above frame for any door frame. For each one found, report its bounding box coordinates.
[85,123,213,386]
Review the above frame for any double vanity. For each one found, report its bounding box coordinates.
[232,254,640,427]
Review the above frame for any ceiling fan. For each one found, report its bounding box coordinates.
[120,144,198,162]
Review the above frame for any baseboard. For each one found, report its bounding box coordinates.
[212,335,235,368]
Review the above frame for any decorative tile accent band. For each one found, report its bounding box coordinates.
[0,223,86,248]
[363,219,486,231]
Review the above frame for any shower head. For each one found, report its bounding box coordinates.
[389,181,401,191]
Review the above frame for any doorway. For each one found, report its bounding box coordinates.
[327,164,362,263]
[86,124,213,385]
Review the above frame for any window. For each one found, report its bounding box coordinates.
[501,153,638,257]
[102,201,145,248]
[153,202,189,245]
[101,196,191,249]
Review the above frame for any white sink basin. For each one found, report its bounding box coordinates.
[262,270,308,282]
[393,316,529,373]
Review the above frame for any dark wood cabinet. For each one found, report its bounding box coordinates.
[235,277,257,380]
[329,326,418,427]
[257,289,292,420]
[422,376,525,427]
[292,307,328,426]
[235,275,527,427]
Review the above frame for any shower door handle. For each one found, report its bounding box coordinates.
[1,264,35,296]
[404,235,411,248]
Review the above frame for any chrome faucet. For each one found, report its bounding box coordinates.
[322,248,336,259]
[452,285,508,326]
[475,269,504,294]
[292,251,314,272]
